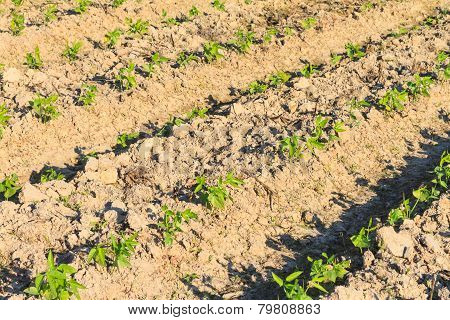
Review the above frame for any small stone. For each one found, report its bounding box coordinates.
[51,180,75,198]
[363,250,375,268]
[172,124,190,138]
[85,158,99,172]
[99,168,118,184]
[420,234,442,254]
[20,183,48,203]
[377,226,414,259]
[128,210,148,231]
[232,102,246,115]
[3,68,22,83]
[98,158,114,170]
[294,77,311,90]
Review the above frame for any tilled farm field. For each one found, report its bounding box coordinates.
[0,0,449,300]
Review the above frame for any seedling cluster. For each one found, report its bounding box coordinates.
[194,172,244,209]
[88,233,138,269]
[158,206,198,246]
[273,253,350,300]
[24,251,85,300]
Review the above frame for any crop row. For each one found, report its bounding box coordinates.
[1,8,446,145]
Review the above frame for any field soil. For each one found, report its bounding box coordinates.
[0,0,449,300]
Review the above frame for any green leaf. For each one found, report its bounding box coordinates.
[285,271,303,282]
[272,273,283,287]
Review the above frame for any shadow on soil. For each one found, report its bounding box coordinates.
[187,131,449,299]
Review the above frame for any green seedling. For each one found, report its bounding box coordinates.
[0,173,20,201]
[186,107,208,120]
[157,115,185,136]
[10,11,25,36]
[182,273,199,284]
[44,4,58,24]
[307,253,350,293]
[361,1,374,11]
[0,103,11,138]
[436,51,448,67]
[74,0,91,14]
[436,51,449,79]
[88,233,138,269]
[299,63,318,78]
[328,120,346,141]
[390,26,409,38]
[378,88,408,111]
[350,218,376,253]
[115,62,137,91]
[24,251,85,300]
[176,52,198,67]
[301,17,317,30]
[78,84,98,106]
[112,0,126,8]
[229,29,255,53]
[431,151,450,189]
[272,271,311,300]
[11,0,23,6]
[30,93,59,123]
[407,74,433,99]
[245,0,252,3]
[345,43,365,61]
[110,233,138,268]
[388,186,439,225]
[305,115,329,152]
[143,52,169,77]
[116,132,139,148]
[203,42,225,63]
[158,205,198,246]
[268,71,290,87]
[40,168,64,183]
[263,28,279,43]
[194,172,244,209]
[247,80,268,95]
[280,135,302,158]
[25,46,43,69]
[188,6,200,18]
[62,41,82,62]
[162,9,179,26]
[105,28,122,48]
[283,27,294,36]
[330,53,342,65]
[126,18,149,36]
[348,98,370,122]
[212,0,225,11]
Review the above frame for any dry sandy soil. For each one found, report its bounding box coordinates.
[0,0,449,300]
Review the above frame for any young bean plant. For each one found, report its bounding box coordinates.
[407,74,433,99]
[176,52,198,67]
[0,103,11,138]
[350,218,376,253]
[44,4,58,24]
[25,46,43,69]
[40,168,65,183]
[10,11,25,36]
[143,52,169,77]
[115,62,137,91]
[116,132,139,148]
[158,206,198,246]
[62,41,83,62]
[194,172,244,209]
[105,28,122,48]
[0,173,21,201]
[126,18,149,36]
[203,42,225,63]
[212,0,225,11]
[378,88,408,111]
[345,43,365,61]
[30,93,59,123]
[78,84,98,107]
[74,0,91,14]
[301,17,317,30]
[24,251,85,300]
[88,233,138,269]
[229,29,255,53]
[268,71,290,87]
